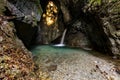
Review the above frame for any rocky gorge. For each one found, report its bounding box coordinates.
[0,0,120,79]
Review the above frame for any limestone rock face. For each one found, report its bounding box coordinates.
[0,16,35,79]
[36,1,65,44]
[0,15,51,80]
[0,1,51,79]
[6,0,43,25]
[59,0,120,55]
[101,1,120,55]
[83,0,120,55]
[5,0,43,48]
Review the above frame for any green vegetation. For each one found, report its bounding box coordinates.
[0,0,6,14]
[89,0,102,6]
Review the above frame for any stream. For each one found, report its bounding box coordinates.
[31,45,120,80]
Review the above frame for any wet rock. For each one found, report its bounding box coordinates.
[96,1,120,55]
[6,0,43,26]
[47,64,57,71]
[36,1,64,44]
[66,32,91,49]
[63,0,120,55]
[0,36,3,42]
[4,0,43,48]
[0,1,51,79]
[0,15,51,80]
[0,20,35,79]
[37,20,62,44]
[116,31,120,37]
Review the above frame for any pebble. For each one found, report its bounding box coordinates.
[0,36,3,42]
[116,31,120,37]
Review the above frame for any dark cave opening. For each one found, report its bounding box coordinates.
[4,7,38,49]
[81,12,112,55]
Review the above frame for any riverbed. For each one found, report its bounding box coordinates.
[31,45,120,80]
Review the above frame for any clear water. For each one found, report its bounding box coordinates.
[31,45,88,55]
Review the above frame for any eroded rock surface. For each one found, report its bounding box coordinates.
[0,0,51,79]
[58,0,120,55]
[0,15,35,79]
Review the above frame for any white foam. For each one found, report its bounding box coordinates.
[53,44,65,47]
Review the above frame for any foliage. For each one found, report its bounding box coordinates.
[89,0,102,6]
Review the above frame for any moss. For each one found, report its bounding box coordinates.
[0,0,6,15]
[89,0,102,6]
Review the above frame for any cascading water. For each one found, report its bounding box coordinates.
[54,29,67,47]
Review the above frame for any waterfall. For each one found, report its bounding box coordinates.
[60,29,67,44]
[54,29,67,47]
